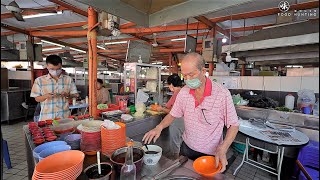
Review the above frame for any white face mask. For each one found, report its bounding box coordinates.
[49,69,62,77]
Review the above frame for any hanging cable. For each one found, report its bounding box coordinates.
[229,10,232,52]
[243,19,246,37]
[186,18,189,35]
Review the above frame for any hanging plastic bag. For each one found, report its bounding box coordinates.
[297,89,316,110]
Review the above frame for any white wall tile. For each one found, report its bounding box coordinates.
[239,76,248,90]
[301,77,315,91]
[280,77,302,92]
[313,77,319,94]
[314,68,319,76]
[247,76,264,90]
[301,68,315,77]
[264,76,281,91]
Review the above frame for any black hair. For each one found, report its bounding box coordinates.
[46,55,62,66]
[167,74,182,87]
[97,79,104,84]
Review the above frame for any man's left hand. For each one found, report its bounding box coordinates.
[215,145,228,173]
[60,92,70,98]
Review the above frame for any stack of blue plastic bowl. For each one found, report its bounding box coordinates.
[65,134,82,150]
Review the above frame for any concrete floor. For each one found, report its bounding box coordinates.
[1,119,277,180]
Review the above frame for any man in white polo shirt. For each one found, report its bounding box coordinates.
[143,52,239,172]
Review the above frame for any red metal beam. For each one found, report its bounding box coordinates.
[120,22,136,29]
[30,30,87,37]
[226,23,274,32]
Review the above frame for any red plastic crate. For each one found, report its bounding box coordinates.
[96,104,120,116]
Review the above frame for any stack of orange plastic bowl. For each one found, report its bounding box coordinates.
[32,150,85,180]
[101,122,126,157]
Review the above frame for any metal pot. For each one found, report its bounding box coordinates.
[84,162,112,180]
[110,146,144,173]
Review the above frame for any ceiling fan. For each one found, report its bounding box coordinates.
[151,33,159,47]
[1,1,57,21]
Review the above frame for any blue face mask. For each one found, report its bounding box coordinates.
[185,78,202,89]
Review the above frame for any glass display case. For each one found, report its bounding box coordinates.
[123,63,161,104]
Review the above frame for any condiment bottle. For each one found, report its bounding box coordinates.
[120,140,136,180]
[85,96,89,104]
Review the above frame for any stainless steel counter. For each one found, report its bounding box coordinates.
[23,114,169,180]
[1,88,31,123]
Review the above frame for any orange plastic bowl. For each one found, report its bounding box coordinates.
[193,156,222,177]
[35,150,85,174]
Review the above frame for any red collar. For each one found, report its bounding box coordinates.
[189,78,212,107]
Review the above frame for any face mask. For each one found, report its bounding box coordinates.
[185,78,202,89]
[49,69,62,77]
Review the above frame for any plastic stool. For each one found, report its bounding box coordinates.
[2,139,12,169]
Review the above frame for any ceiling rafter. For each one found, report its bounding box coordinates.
[1,21,137,36]
[1,23,124,62]
[1,6,67,19]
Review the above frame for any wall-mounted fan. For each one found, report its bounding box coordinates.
[1,1,57,21]
[151,33,158,47]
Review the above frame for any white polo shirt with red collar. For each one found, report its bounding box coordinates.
[170,78,239,155]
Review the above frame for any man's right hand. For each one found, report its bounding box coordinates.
[142,126,163,144]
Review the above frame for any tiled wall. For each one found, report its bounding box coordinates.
[209,76,319,93]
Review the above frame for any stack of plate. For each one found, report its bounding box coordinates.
[80,130,101,154]
[32,150,85,180]
[101,122,126,157]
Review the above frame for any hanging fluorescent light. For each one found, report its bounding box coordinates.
[23,11,63,19]
[151,62,163,65]
[105,41,128,45]
[171,37,186,42]
[70,47,86,53]
[42,47,63,52]
[41,40,65,47]
[24,13,56,19]
[97,45,106,50]
[222,37,228,43]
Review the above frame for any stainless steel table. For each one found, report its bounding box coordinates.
[233,120,309,180]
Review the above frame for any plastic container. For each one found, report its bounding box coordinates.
[84,162,112,180]
[285,94,295,110]
[96,104,121,116]
[52,118,75,135]
[141,145,162,165]
[38,145,71,161]
[303,106,312,115]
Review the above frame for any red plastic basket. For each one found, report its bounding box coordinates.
[96,104,120,116]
